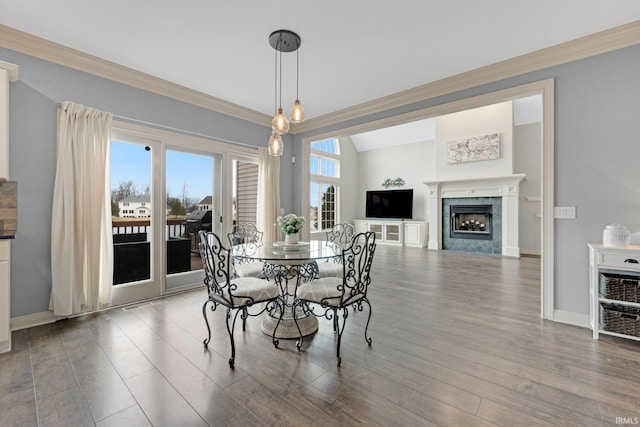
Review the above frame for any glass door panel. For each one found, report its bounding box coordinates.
[110,138,160,305]
[165,149,220,291]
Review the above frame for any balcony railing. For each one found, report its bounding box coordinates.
[112,217,188,238]
[111,217,202,285]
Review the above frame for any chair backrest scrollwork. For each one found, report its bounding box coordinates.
[228,222,264,246]
[339,231,376,306]
[199,231,234,306]
[326,223,356,244]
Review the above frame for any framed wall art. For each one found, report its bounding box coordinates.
[446,133,500,164]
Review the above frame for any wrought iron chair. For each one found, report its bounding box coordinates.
[292,231,376,367]
[199,230,283,368]
[227,222,266,278]
[316,223,356,278]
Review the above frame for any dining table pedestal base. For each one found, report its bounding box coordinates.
[261,260,319,339]
[261,309,318,339]
[231,242,343,340]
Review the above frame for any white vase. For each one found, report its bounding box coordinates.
[285,233,299,245]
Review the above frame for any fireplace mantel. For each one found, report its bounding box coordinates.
[423,174,525,257]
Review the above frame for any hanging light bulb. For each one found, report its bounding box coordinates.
[289,99,305,123]
[268,132,284,156]
[289,46,305,123]
[272,107,290,134]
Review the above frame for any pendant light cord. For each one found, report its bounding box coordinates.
[278,38,283,109]
[274,37,278,115]
[296,43,300,99]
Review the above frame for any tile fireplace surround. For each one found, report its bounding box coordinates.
[443,197,502,255]
[423,174,525,257]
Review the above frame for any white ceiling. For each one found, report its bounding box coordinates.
[349,95,542,152]
[1,1,639,121]
[351,117,436,152]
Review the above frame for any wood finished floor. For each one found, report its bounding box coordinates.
[2,246,640,426]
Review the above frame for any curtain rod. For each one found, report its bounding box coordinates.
[111,115,260,150]
[55,102,260,150]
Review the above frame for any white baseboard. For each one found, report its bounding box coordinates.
[553,310,590,329]
[11,310,57,331]
[521,249,541,256]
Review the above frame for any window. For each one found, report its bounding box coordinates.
[310,138,340,232]
[109,121,257,306]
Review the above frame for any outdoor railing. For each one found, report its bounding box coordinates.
[112,217,186,239]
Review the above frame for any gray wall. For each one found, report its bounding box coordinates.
[295,44,640,317]
[514,123,542,255]
[4,43,640,319]
[337,136,359,225]
[1,47,276,317]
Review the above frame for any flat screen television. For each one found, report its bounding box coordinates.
[365,189,413,219]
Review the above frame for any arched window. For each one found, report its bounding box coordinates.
[310,138,340,232]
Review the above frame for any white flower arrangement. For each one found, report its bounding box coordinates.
[276,213,305,235]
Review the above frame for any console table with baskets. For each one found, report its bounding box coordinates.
[589,243,640,341]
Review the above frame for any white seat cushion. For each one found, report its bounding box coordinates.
[234,262,265,278]
[316,262,344,278]
[297,277,344,306]
[211,277,279,306]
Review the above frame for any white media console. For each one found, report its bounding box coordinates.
[353,219,427,247]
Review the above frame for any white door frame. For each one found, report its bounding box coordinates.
[301,79,555,320]
[109,131,163,306]
[111,121,259,303]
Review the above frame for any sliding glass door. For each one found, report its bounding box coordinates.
[165,148,221,291]
[110,136,161,306]
[110,122,258,306]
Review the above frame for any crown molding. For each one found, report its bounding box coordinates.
[303,79,553,142]
[1,21,638,134]
[0,25,271,127]
[292,20,640,134]
[0,60,18,82]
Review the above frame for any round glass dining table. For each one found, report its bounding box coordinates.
[231,239,342,338]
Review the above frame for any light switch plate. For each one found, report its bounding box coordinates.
[554,206,576,219]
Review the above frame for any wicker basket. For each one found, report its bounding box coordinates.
[600,303,640,337]
[599,272,640,303]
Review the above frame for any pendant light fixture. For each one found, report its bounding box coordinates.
[268,132,283,156]
[267,30,304,156]
[289,44,305,123]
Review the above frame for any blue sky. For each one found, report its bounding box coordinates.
[111,141,213,203]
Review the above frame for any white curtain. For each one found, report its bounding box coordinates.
[50,102,113,316]
[256,147,281,243]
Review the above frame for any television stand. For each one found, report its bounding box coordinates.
[353,219,427,247]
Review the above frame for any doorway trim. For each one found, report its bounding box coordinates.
[301,78,555,320]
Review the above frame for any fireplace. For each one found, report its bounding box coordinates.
[441,197,502,255]
[424,174,525,257]
[450,205,492,240]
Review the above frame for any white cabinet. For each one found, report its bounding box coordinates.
[589,244,640,342]
[353,219,427,247]
[353,219,368,234]
[0,240,10,353]
[380,222,402,246]
[367,222,384,242]
[363,221,402,245]
[0,65,16,354]
[365,221,401,245]
[403,221,428,248]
